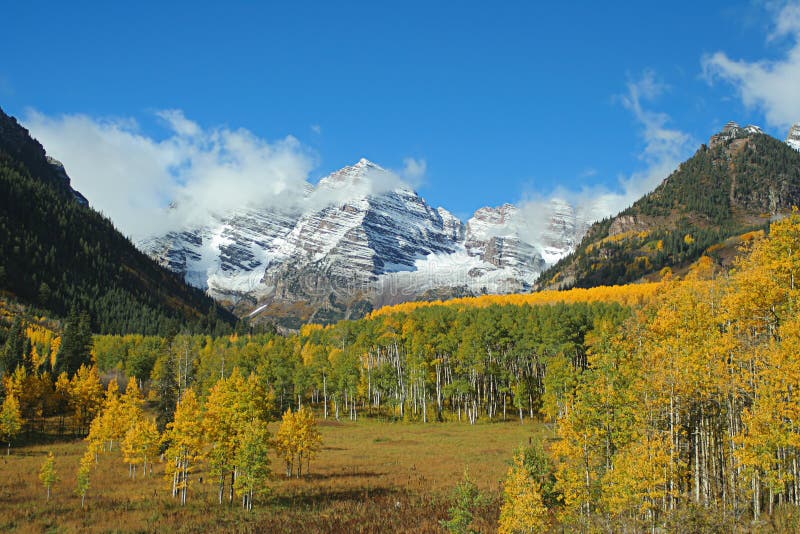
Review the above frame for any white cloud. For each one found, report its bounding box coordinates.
[702,2,800,130]
[156,109,201,137]
[310,124,322,135]
[23,110,316,238]
[400,157,426,184]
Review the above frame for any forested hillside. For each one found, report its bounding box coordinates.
[539,125,800,289]
[0,108,233,335]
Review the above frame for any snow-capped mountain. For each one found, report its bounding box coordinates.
[787,122,800,152]
[140,159,587,325]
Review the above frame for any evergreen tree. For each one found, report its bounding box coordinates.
[440,470,484,534]
[151,350,179,433]
[2,316,26,375]
[56,308,93,377]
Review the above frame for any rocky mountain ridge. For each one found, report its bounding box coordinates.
[142,159,586,326]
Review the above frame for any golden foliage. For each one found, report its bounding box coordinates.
[370,282,661,318]
[498,452,549,533]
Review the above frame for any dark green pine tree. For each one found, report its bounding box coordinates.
[153,348,179,433]
[55,308,93,377]
[1,316,26,376]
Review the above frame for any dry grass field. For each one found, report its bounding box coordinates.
[0,418,546,533]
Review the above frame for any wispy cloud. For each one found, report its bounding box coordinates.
[513,71,695,240]
[310,124,322,135]
[22,110,424,240]
[400,157,426,186]
[702,1,800,130]
[612,71,694,212]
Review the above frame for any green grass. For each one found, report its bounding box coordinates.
[0,418,546,533]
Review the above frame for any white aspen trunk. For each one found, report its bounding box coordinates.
[172,458,179,497]
[323,374,328,419]
[753,472,760,520]
[436,363,442,421]
[528,393,534,418]
[694,423,701,504]
[422,381,427,423]
[669,391,675,510]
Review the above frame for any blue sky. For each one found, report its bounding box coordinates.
[2,1,800,235]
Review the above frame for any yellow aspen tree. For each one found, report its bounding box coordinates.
[296,405,321,477]
[4,366,35,426]
[600,431,671,528]
[163,388,204,505]
[233,418,271,510]
[67,364,103,435]
[100,379,129,451]
[122,418,160,479]
[0,392,23,455]
[76,451,92,509]
[204,371,242,503]
[498,452,549,534]
[39,451,59,501]
[203,369,271,504]
[118,377,148,476]
[275,408,298,477]
[121,377,144,414]
[84,412,107,465]
[53,371,71,434]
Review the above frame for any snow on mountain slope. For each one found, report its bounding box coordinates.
[788,122,800,152]
[140,159,588,323]
[140,204,301,299]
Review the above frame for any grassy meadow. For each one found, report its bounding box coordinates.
[0,418,545,533]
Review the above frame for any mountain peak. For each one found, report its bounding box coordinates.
[709,120,762,148]
[316,158,393,193]
[787,122,800,152]
[355,157,377,167]
[722,120,740,133]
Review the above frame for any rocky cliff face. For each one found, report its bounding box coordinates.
[141,159,587,325]
[708,121,762,148]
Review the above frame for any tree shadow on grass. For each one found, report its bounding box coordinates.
[298,470,385,481]
[270,486,399,508]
